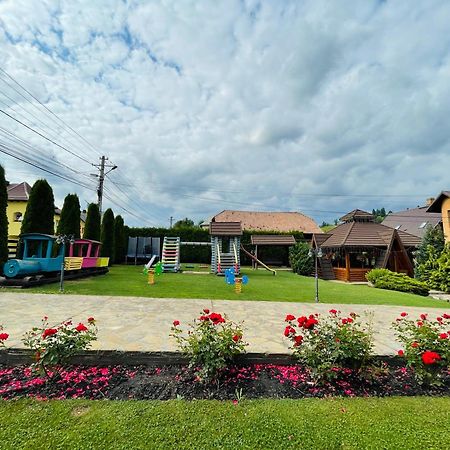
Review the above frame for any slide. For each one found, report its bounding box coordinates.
[240,244,276,275]
[145,255,157,269]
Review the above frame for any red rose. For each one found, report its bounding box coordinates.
[173,320,180,327]
[346,318,354,324]
[303,318,318,330]
[42,328,58,339]
[285,314,296,322]
[421,351,441,365]
[232,335,241,342]
[203,309,210,314]
[75,323,88,332]
[293,335,303,346]
[284,326,295,337]
[411,342,419,348]
[209,313,225,325]
[443,313,450,319]
[397,350,404,356]
[87,317,95,323]
[437,317,443,323]
[439,333,448,339]
[417,321,423,327]
[0,333,9,341]
[342,318,348,325]
[420,314,427,320]
[400,312,407,317]
[329,309,337,315]
[297,316,307,326]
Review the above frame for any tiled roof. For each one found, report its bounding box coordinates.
[382,207,442,238]
[212,210,322,234]
[316,219,421,249]
[250,235,296,245]
[339,209,374,222]
[209,221,242,236]
[7,182,32,201]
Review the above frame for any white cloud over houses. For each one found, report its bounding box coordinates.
[0,0,449,227]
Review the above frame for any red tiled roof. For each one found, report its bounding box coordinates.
[212,210,322,234]
[209,221,242,236]
[7,182,32,201]
[250,235,296,245]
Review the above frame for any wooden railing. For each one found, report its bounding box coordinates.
[333,268,371,282]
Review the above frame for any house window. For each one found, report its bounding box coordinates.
[14,212,23,222]
[419,222,428,229]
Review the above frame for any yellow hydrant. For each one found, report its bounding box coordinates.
[235,277,242,294]
[148,269,155,285]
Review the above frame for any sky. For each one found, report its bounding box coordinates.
[0,0,449,228]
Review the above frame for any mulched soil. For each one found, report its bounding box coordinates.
[1,362,449,401]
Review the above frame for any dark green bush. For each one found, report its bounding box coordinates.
[289,242,314,275]
[366,269,429,296]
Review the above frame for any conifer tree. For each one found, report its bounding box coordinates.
[101,208,115,263]
[415,225,445,281]
[20,179,55,235]
[0,165,9,270]
[113,215,126,264]
[83,203,101,241]
[57,193,81,238]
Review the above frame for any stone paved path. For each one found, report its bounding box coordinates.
[1,293,449,355]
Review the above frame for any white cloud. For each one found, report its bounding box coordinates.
[0,0,449,227]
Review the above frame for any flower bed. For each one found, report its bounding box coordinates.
[0,362,449,401]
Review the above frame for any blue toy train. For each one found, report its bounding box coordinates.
[2,233,109,287]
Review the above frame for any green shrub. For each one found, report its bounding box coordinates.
[415,225,445,281]
[284,310,373,381]
[170,310,247,382]
[392,312,450,385]
[428,245,450,293]
[366,269,429,296]
[289,242,314,275]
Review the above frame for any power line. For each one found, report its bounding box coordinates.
[0,67,103,159]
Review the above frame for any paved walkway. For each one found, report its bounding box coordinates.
[1,293,449,355]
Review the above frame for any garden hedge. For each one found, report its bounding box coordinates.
[366,269,429,296]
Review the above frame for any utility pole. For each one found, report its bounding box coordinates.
[92,156,117,215]
[169,216,173,229]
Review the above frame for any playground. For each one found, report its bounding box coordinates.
[15,264,450,308]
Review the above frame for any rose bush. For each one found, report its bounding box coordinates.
[0,325,8,349]
[392,312,450,385]
[170,309,247,382]
[22,316,98,377]
[284,310,373,381]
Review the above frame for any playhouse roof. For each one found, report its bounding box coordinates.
[7,182,32,201]
[250,235,296,246]
[209,221,242,236]
[211,210,322,234]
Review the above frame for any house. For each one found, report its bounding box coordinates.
[426,191,450,243]
[7,181,85,240]
[382,205,442,239]
[205,210,322,238]
[311,209,421,282]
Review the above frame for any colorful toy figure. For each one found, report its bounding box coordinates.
[224,267,248,293]
[143,261,163,285]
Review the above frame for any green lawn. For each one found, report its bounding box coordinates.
[0,397,449,449]
[15,265,450,308]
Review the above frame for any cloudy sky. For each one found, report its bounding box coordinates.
[0,0,449,227]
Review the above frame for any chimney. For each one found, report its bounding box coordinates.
[426,197,435,206]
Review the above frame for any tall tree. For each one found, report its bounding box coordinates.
[415,225,445,281]
[57,193,81,238]
[20,179,55,235]
[174,217,195,228]
[101,208,115,263]
[0,165,9,271]
[113,215,126,264]
[83,203,101,241]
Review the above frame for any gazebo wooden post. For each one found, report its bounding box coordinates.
[345,251,350,282]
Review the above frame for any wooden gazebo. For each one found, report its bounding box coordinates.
[311,209,421,282]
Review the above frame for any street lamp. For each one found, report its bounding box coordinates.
[308,247,323,303]
[56,235,75,293]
